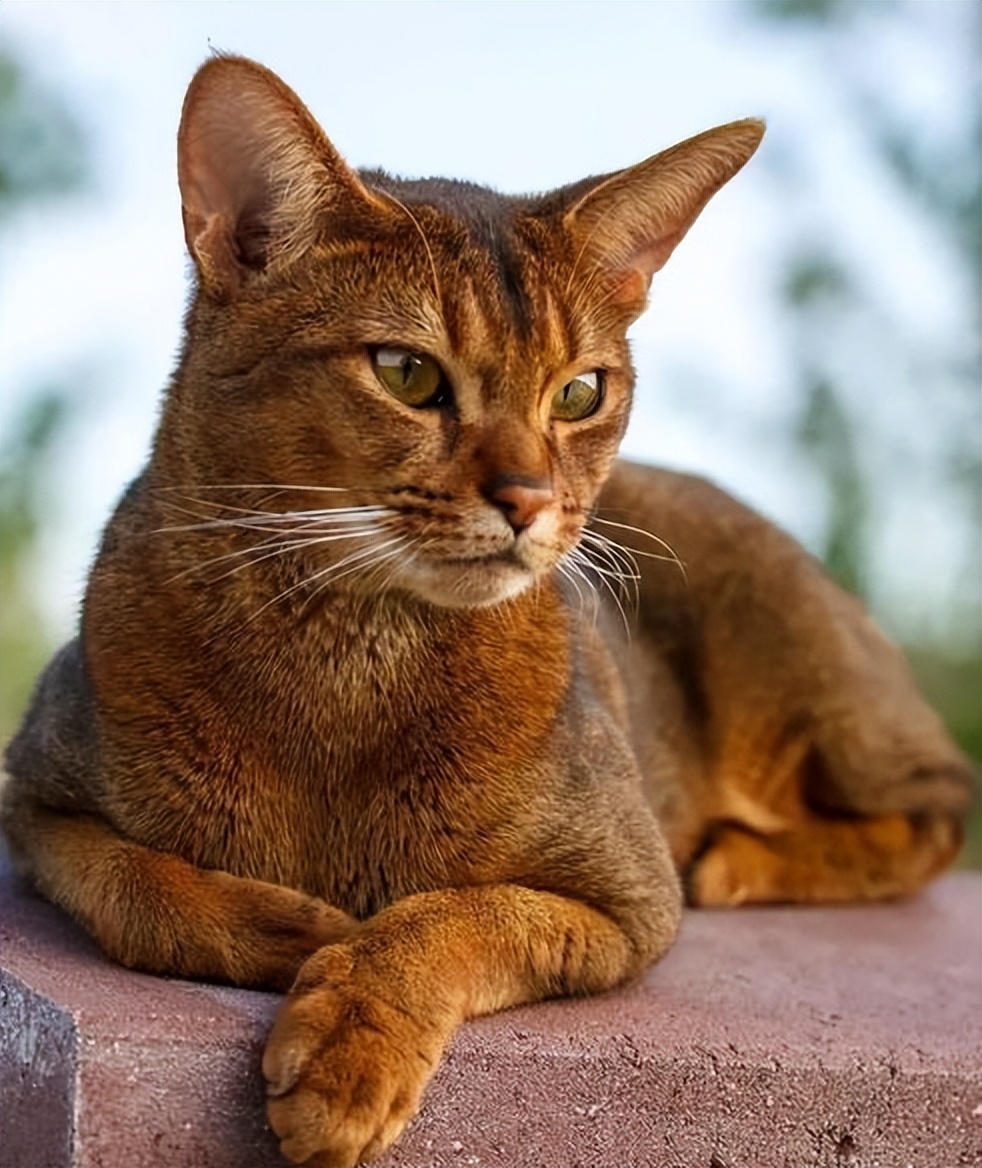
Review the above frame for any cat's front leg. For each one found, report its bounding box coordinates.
[263,881,679,1167]
[0,797,360,991]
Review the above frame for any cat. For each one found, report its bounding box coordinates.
[1,55,972,1168]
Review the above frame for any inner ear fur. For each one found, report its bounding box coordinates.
[178,55,387,299]
[563,119,765,297]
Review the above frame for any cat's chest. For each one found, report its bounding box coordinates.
[241,596,563,776]
[153,592,571,907]
[205,690,534,916]
[257,611,457,765]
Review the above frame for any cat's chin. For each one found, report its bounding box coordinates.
[395,556,539,610]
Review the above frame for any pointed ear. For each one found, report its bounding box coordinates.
[177,55,385,299]
[563,119,765,304]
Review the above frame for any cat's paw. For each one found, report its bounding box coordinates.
[262,945,445,1167]
[205,872,360,991]
[687,827,764,906]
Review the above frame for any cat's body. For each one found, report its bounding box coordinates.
[1,57,972,1168]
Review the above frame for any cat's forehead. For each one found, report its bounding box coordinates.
[361,171,542,316]
[351,170,613,370]
[358,171,531,227]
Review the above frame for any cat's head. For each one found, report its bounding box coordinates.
[168,56,762,609]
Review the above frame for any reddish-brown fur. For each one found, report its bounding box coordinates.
[1,57,972,1167]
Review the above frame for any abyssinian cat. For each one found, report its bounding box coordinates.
[1,56,972,1168]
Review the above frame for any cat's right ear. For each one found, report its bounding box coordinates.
[178,55,385,300]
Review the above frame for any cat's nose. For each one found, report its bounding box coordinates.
[483,476,554,534]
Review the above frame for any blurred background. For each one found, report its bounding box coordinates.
[1,1,978,858]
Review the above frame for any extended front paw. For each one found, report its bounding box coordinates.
[263,946,447,1167]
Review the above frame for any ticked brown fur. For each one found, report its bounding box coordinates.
[1,57,972,1168]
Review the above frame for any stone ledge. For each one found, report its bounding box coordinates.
[1,858,979,1168]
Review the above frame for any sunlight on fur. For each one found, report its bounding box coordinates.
[1,55,971,1168]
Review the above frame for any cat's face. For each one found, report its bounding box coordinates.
[179,186,638,609]
[170,58,762,610]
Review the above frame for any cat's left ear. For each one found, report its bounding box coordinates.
[562,119,765,305]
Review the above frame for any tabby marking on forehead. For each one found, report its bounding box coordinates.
[447,275,495,361]
[442,261,575,415]
[536,284,577,374]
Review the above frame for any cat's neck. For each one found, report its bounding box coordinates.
[188,575,573,775]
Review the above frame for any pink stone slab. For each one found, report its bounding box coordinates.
[2,855,979,1168]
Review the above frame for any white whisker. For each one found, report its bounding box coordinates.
[568,543,634,638]
[556,552,600,622]
[270,535,408,610]
[376,541,419,594]
[590,515,688,584]
[165,526,386,584]
[579,530,642,581]
[155,502,390,535]
[308,538,413,607]
[154,483,355,494]
[217,537,402,638]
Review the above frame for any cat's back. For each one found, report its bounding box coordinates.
[1,473,157,819]
[3,638,104,833]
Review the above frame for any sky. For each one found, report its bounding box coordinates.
[0,0,976,643]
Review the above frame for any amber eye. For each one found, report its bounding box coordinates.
[372,347,446,407]
[551,371,603,421]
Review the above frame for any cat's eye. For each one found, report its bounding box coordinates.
[550,371,604,422]
[372,347,447,408]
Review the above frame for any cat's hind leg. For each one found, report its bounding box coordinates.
[598,461,974,906]
[686,684,968,906]
[1,796,358,990]
[688,813,961,906]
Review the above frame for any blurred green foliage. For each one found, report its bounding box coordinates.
[0,47,87,740]
[795,373,867,599]
[0,392,76,742]
[753,0,981,861]
[0,49,88,216]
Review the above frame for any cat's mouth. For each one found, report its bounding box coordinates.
[399,545,543,609]
[442,550,521,567]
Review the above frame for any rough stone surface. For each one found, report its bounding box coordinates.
[1,856,979,1168]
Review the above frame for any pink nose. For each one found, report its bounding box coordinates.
[483,477,554,534]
